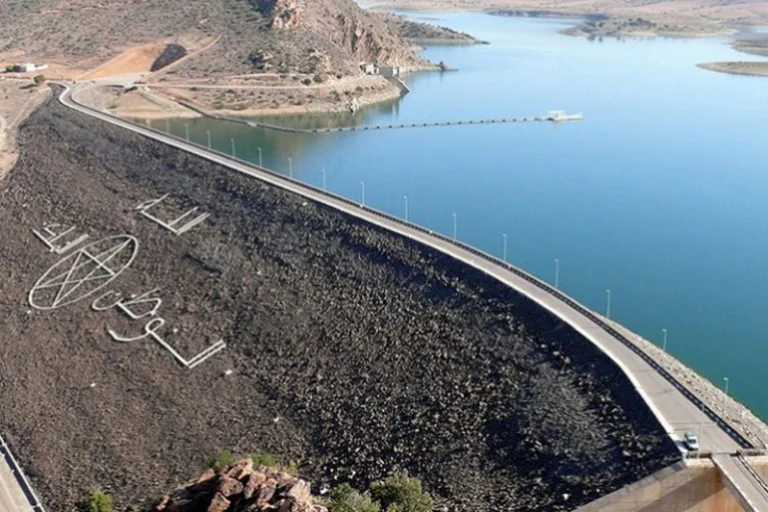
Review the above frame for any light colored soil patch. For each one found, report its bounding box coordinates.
[0,79,51,179]
[77,73,406,119]
[80,42,166,80]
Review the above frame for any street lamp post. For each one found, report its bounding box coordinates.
[206,131,211,149]
[231,138,236,157]
[724,377,729,396]
[662,328,668,353]
[605,289,612,319]
[554,258,560,289]
[184,123,190,142]
[361,181,365,206]
[257,146,263,167]
[502,233,508,262]
[403,195,409,221]
[288,157,293,178]
[322,168,327,191]
[452,213,457,242]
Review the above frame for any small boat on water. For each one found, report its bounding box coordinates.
[546,110,584,122]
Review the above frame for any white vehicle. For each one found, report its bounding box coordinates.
[684,432,699,451]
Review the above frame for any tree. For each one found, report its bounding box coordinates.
[76,489,113,512]
[33,74,46,85]
[329,484,381,512]
[369,472,433,512]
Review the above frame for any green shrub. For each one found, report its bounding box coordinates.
[282,460,300,476]
[369,472,433,512]
[251,451,278,468]
[33,74,46,85]
[329,483,381,512]
[206,449,236,472]
[76,489,113,512]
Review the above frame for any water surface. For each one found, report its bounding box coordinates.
[161,13,768,419]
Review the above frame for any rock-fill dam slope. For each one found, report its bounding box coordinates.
[0,93,679,511]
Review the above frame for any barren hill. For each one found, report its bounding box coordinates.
[0,0,434,78]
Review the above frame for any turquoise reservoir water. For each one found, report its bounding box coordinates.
[160,13,768,419]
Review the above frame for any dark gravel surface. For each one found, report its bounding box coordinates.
[0,92,679,512]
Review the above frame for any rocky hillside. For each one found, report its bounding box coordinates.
[0,0,439,77]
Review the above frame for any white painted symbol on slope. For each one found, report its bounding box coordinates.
[136,195,210,235]
[32,223,89,254]
[91,289,226,369]
[28,235,139,310]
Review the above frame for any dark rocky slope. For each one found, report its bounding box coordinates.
[0,91,678,512]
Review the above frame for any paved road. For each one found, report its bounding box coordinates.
[0,437,34,512]
[58,83,768,507]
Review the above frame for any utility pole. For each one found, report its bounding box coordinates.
[322,168,327,191]
[288,157,293,178]
[605,289,612,319]
[452,213,457,242]
[554,258,560,290]
[258,146,263,167]
[662,328,668,352]
[231,138,236,157]
[502,233,508,262]
[404,195,409,222]
[206,131,211,149]
[361,181,365,207]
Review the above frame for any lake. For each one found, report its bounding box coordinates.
[158,12,768,419]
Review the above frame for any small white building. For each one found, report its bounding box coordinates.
[359,62,378,75]
[21,63,47,72]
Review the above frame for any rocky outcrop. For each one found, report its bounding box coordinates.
[257,0,302,30]
[151,459,327,512]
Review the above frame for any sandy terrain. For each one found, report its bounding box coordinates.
[75,73,408,120]
[0,79,51,179]
[79,42,168,80]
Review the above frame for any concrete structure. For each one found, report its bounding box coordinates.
[0,435,39,512]
[379,65,401,78]
[52,83,768,511]
[576,456,768,512]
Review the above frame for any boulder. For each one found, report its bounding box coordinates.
[207,493,230,512]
